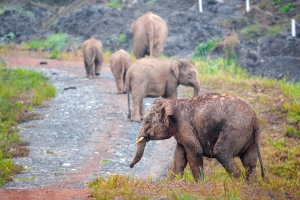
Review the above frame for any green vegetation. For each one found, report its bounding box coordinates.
[0,59,56,186]
[279,3,294,13]
[22,33,67,59]
[193,39,220,57]
[241,24,284,38]
[0,5,10,15]
[116,33,127,43]
[241,24,260,38]
[0,4,34,18]
[20,33,82,59]
[105,0,122,9]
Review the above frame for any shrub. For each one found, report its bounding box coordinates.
[279,3,294,13]
[193,39,219,58]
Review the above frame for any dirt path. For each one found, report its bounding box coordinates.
[0,56,177,199]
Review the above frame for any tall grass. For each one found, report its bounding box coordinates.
[0,60,56,186]
[20,33,81,59]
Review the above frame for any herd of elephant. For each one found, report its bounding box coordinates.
[82,11,266,182]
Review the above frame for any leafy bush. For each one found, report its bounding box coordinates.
[22,33,73,59]
[193,40,219,58]
[279,3,294,13]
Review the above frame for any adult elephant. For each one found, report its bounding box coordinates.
[131,11,168,59]
[130,93,266,181]
[126,57,200,122]
[109,49,132,93]
[82,37,103,78]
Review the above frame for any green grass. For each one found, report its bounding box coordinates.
[279,3,294,13]
[105,0,122,9]
[193,39,220,58]
[21,33,69,59]
[0,60,56,186]
[116,33,127,43]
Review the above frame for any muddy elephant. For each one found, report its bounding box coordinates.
[131,11,168,59]
[126,57,200,122]
[109,49,133,94]
[82,37,104,78]
[130,93,266,181]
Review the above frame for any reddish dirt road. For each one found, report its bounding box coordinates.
[0,56,177,199]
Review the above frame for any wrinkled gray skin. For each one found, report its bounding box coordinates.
[82,37,103,78]
[130,93,266,181]
[110,49,132,93]
[126,57,200,122]
[131,11,168,59]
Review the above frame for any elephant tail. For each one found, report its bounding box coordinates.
[121,60,126,92]
[88,46,96,67]
[149,23,154,57]
[126,74,131,119]
[254,118,266,179]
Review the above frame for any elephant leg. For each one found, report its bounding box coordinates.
[95,60,100,76]
[178,129,204,181]
[241,143,258,181]
[171,143,187,179]
[213,132,241,178]
[186,149,204,181]
[122,73,127,93]
[84,62,89,78]
[131,95,142,122]
[115,75,123,94]
[140,99,146,120]
[90,63,95,78]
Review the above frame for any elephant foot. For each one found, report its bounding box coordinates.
[131,116,141,122]
[117,91,123,94]
[95,73,100,76]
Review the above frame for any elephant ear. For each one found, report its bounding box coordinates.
[162,100,173,127]
[171,60,180,79]
[130,20,136,34]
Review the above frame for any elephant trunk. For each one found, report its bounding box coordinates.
[193,83,200,97]
[130,138,147,168]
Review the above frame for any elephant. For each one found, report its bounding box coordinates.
[109,49,133,94]
[131,11,168,59]
[126,57,200,122]
[130,93,266,181]
[82,37,104,78]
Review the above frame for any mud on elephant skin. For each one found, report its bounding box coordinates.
[126,57,200,122]
[82,37,104,78]
[109,49,133,93]
[130,93,266,181]
[131,11,168,59]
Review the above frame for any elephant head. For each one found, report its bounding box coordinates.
[130,99,174,168]
[171,59,200,97]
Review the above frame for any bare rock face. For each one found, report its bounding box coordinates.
[247,6,276,26]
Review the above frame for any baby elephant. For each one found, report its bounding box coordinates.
[126,57,200,122]
[130,93,266,181]
[82,37,103,78]
[109,49,132,94]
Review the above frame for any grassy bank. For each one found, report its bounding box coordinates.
[0,60,56,186]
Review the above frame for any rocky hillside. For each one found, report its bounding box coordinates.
[0,0,299,82]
